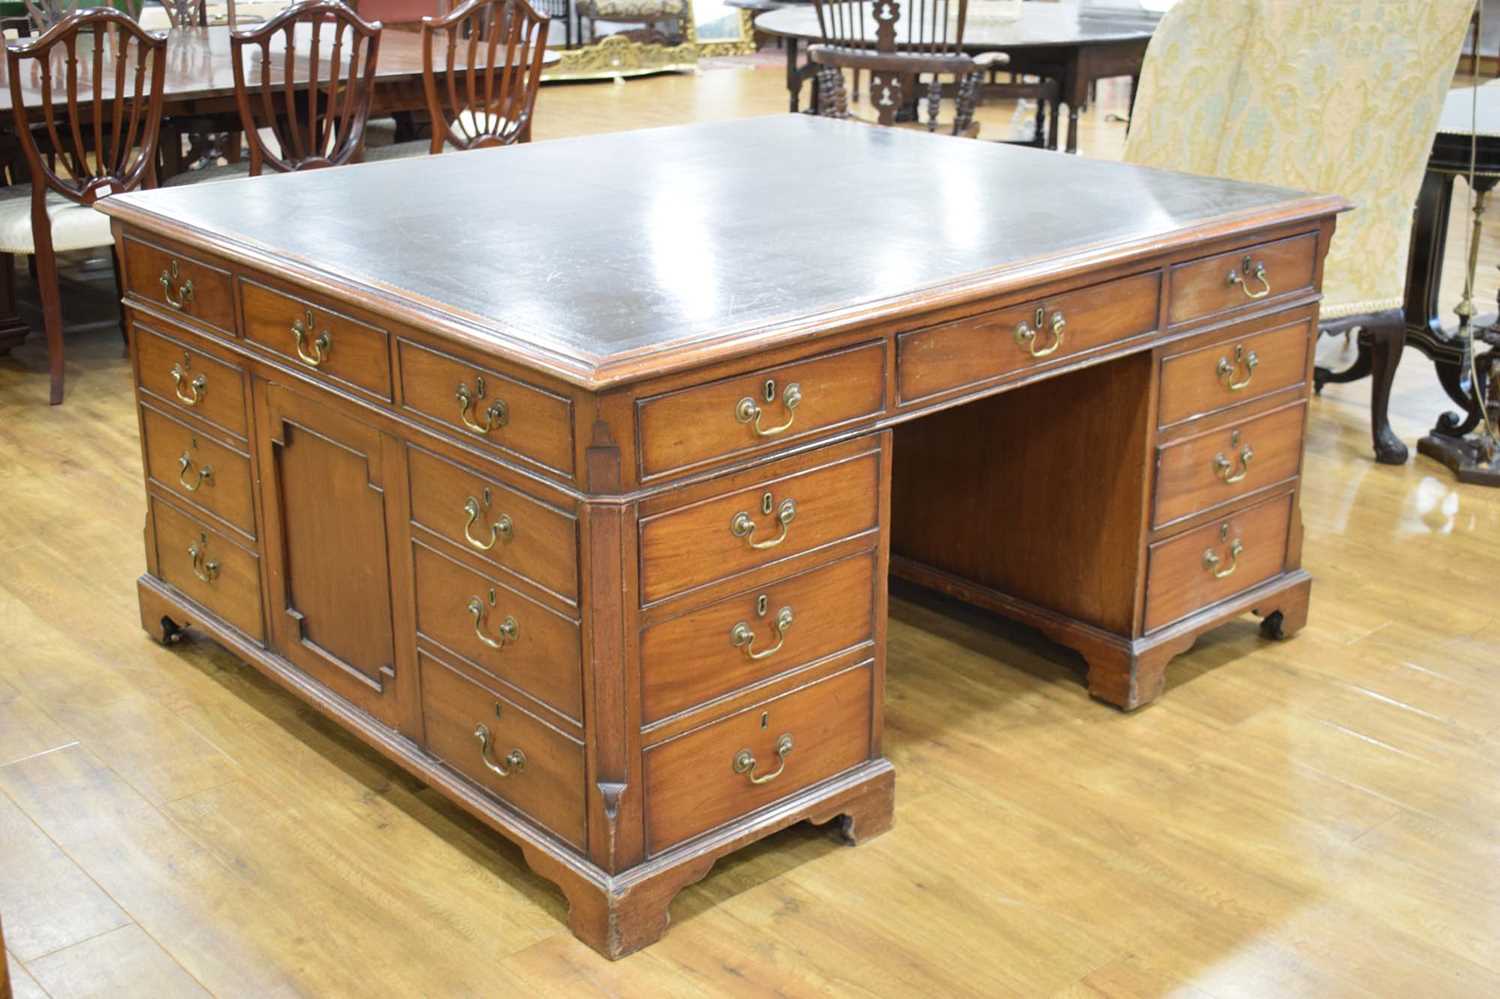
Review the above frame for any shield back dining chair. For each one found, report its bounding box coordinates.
[365,0,550,161]
[2,7,168,404]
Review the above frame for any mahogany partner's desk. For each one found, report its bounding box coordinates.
[100,116,1342,959]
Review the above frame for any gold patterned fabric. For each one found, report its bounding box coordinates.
[1125,0,1474,319]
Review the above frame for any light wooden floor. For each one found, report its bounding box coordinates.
[3,63,1500,998]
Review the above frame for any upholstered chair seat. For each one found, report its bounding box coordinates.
[0,186,114,254]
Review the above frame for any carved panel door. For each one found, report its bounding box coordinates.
[259,382,414,733]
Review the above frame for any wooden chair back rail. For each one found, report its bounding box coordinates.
[813,0,968,56]
[231,0,383,174]
[163,0,209,29]
[5,10,168,204]
[421,0,549,151]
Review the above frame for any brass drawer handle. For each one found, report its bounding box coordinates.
[1014,307,1066,358]
[730,497,796,551]
[463,496,513,552]
[1226,256,1272,300]
[730,605,794,661]
[736,381,801,437]
[290,309,331,368]
[170,362,206,406]
[468,596,518,650]
[733,733,793,785]
[456,376,508,434]
[1216,344,1258,391]
[159,260,194,310]
[1213,444,1254,484]
[177,452,214,492]
[1202,522,1244,580]
[473,723,526,778]
[187,533,219,583]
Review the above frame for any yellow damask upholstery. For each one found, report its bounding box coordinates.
[1125,0,1474,320]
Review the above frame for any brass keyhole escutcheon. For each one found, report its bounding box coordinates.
[159,259,194,310]
[462,486,514,551]
[731,495,797,550]
[730,605,794,661]
[736,381,802,437]
[1014,306,1066,358]
[1216,344,1258,391]
[170,353,206,406]
[187,531,219,583]
[290,308,332,368]
[1226,254,1272,299]
[1202,522,1244,580]
[456,375,509,434]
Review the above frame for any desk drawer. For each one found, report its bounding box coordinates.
[123,237,235,334]
[148,496,264,643]
[134,324,248,437]
[242,280,393,400]
[641,552,876,725]
[407,445,578,603]
[412,541,582,721]
[1158,319,1311,427]
[1143,492,1293,633]
[643,662,872,855]
[637,342,885,478]
[399,340,574,476]
[1153,402,1306,528]
[897,271,1160,402]
[1168,233,1319,326]
[420,651,585,850]
[638,446,881,606]
[140,405,256,538]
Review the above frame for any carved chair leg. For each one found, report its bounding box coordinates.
[926,75,942,132]
[1366,310,1409,464]
[953,71,981,138]
[814,65,848,119]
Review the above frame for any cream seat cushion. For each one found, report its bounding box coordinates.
[1124,0,1474,319]
[0,185,114,255]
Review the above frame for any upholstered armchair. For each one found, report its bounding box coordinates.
[1124,0,1474,464]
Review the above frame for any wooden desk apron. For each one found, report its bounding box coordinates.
[99,115,1344,959]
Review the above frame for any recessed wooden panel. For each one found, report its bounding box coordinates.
[406,445,578,604]
[1157,319,1311,428]
[123,236,235,334]
[896,270,1160,402]
[419,651,586,850]
[643,662,872,856]
[1143,491,1294,633]
[148,496,264,643]
[140,405,256,538]
[134,324,247,437]
[1168,232,1318,326]
[398,339,575,477]
[637,341,886,478]
[265,386,400,725]
[1153,402,1306,528]
[638,448,881,606]
[641,552,877,725]
[412,542,582,722]
[242,280,393,401]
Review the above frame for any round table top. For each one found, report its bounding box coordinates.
[755,0,1160,49]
